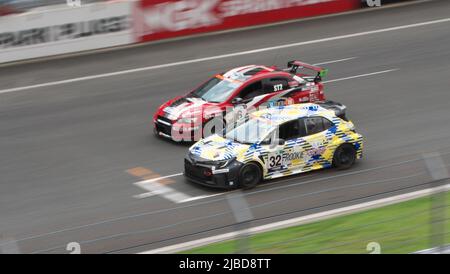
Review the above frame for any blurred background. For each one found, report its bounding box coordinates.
[0,0,449,254]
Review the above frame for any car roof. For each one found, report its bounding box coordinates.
[221,65,289,82]
[250,104,335,126]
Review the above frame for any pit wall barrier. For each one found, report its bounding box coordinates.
[0,0,135,63]
[134,0,361,43]
[0,0,362,63]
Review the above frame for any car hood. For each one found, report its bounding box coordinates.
[189,135,250,161]
[159,96,221,121]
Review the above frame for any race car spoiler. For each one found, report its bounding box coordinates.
[287,60,329,82]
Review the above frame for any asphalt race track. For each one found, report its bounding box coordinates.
[1,0,450,254]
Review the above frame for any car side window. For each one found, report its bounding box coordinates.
[264,77,290,93]
[304,117,326,136]
[297,118,308,137]
[278,120,302,141]
[239,81,264,101]
[322,117,334,130]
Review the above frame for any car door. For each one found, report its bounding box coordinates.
[262,119,304,177]
[239,77,292,110]
[225,80,264,127]
[299,117,335,171]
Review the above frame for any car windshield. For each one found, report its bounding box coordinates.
[191,76,241,103]
[226,119,274,144]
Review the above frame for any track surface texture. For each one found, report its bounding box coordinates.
[0,0,449,254]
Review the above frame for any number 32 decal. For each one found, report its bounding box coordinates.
[267,153,283,168]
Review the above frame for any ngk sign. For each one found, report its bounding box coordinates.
[135,0,360,42]
[143,0,221,33]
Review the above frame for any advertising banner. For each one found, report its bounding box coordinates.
[0,1,134,63]
[134,0,360,42]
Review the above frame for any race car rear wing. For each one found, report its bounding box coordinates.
[317,100,347,121]
[287,60,329,83]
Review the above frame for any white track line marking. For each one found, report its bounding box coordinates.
[414,245,450,254]
[140,173,320,203]
[0,57,354,94]
[2,16,450,94]
[179,193,226,203]
[134,180,191,203]
[0,237,20,254]
[323,69,399,83]
[133,192,157,199]
[139,173,183,184]
[312,57,356,66]
[140,183,450,254]
[134,175,227,203]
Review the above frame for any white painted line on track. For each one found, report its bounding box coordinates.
[140,183,450,254]
[323,69,399,83]
[0,0,428,70]
[134,180,191,204]
[179,193,226,203]
[133,174,227,203]
[133,192,157,199]
[2,15,450,94]
[137,172,320,203]
[138,173,183,184]
[0,237,20,254]
[413,245,450,254]
[0,57,354,94]
[311,57,356,66]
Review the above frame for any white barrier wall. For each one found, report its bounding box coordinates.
[0,1,134,63]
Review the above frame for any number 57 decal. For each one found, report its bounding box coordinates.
[273,84,283,92]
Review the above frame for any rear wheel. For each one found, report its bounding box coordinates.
[333,144,356,170]
[239,163,262,189]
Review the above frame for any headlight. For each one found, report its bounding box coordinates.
[177,117,199,124]
[217,157,236,168]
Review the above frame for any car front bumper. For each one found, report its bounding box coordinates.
[154,116,202,141]
[183,154,242,189]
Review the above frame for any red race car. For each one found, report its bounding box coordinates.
[153,60,341,142]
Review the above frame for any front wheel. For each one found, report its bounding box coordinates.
[333,144,356,170]
[239,163,262,189]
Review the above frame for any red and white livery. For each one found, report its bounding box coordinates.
[153,60,331,141]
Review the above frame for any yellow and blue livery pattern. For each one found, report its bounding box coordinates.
[188,103,363,182]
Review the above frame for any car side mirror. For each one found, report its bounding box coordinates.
[231,97,243,105]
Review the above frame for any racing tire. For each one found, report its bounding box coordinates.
[333,144,357,170]
[239,163,262,189]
